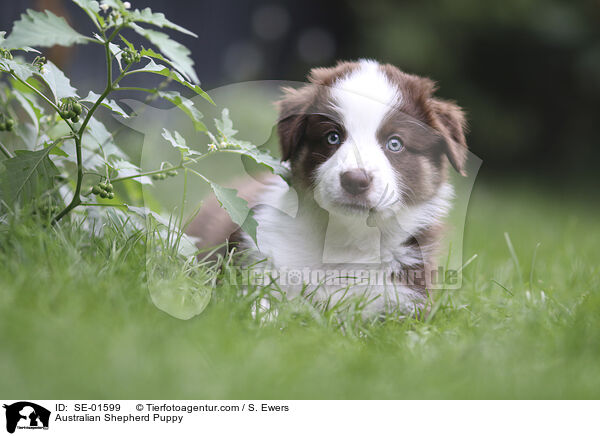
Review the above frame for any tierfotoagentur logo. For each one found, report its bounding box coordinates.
[2,402,50,433]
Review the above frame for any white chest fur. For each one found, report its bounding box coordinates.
[240,178,454,314]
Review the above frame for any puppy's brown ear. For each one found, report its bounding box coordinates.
[277,114,306,162]
[276,86,311,162]
[429,98,468,176]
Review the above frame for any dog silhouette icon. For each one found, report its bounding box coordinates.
[3,402,50,434]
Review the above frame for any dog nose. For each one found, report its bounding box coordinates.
[340,169,372,195]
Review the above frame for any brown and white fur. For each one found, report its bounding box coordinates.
[189,59,468,316]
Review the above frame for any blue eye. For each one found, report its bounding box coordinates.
[386,136,404,152]
[326,131,341,145]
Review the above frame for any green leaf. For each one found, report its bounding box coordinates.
[138,48,174,67]
[58,139,97,170]
[86,118,126,159]
[228,141,291,180]
[109,159,152,185]
[0,58,38,82]
[215,108,237,138]
[161,129,201,157]
[13,91,40,129]
[209,182,258,244]
[85,117,113,148]
[130,58,214,104]
[72,0,103,29]
[157,91,206,132]
[119,35,135,50]
[0,59,78,104]
[130,23,199,84]
[81,91,129,118]
[108,41,124,70]
[39,61,78,102]
[0,148,60,207]
[91,34,122,66]
[128,8,197,37]
[0,30,39,53]
[47,144,69,157]
[61,139,107,171]
[12,90,40,146]
[214,109,290,179]
[4,9,91,49]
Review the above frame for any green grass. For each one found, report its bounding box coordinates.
[0,179,599,399]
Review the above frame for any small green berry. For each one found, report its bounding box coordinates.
[60,110,70,119]
[33,56,47,71]
[72,102,82,115]
[99,191,108,199]
[5,119,14,131]
[0,123,5,131]
[152,174,160,181]
[0,48,13,60]
[92,185,101,195]
[99,182,108,190]
[106,183,113,192]
[71,115,80,123]
[122,48,140,66]
[107,192,115,199]
[167,170,178,177]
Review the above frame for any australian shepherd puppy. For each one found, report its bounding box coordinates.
[190,59,468,316]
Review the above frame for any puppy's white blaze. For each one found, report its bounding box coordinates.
[331,60,398,157]
[315,60,402,213]
[333,59,401,113]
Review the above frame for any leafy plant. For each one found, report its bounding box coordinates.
[0,0,286,240]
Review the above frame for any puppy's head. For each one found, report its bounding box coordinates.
[277,59,468,216]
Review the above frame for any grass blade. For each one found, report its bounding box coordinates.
[504,232,522,282]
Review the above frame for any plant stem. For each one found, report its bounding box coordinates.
[107,148,247,185]
[107,23,127,44]
[185,167,211,184]
[10,72,76,135]
[81,203,127,208]
[77,46,114,136]
[0,141,14,159]
[109,147,221,184]
[52,39,121,225]
[110,164,185,183]
[51,136,83,224]
[113,87,156,93]
[180,167,188,228]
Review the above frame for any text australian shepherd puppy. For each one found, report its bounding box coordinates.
[190,59,468,316]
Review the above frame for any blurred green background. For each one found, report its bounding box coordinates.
[2,0,599,179]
